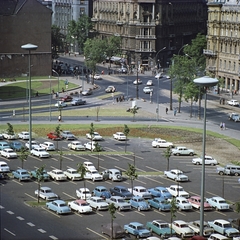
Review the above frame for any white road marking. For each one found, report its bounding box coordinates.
[38,229,46,233]
[7,210,14,214]
[16,216,24,220]
[4,228,16,236]
[49,235,58,240]
[27,222,35,227]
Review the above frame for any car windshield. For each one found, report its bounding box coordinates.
[139,189,147,192]
[71,171,77,174]
[21,171,28,174]
[161,224,169,228]
[59,203,67,207]
[223,223,231,228]
[180,224,188,228]
[81,203,89,206]
[83,191,90,194]
[96,199,104,203]
[219,200,227,204]
[136,226,144,230]
[118,199,125,203]
[182,200,188,204]
[45,190,52,193]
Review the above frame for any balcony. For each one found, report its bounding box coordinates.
[136,22,156,26]
[135,35,156,39]
[203,49,217,57]
[116,21,124,26]
[135,48,155,53]
[91,18,98,22]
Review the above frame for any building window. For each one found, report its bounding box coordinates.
[224,60,226,69]
[225,43,227,53]
[234,62,236,72]
[229,61,231,70]
[220,59,222,69]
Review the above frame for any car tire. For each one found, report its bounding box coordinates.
[196,162,200,165]
[211,163,215,166]
[125,230,128,234]
[234,172,239,176]
[176,153,180,156]
[136,235,140,239]
[137,207,141,211]
[181,234,185,239]
[158,207,162,212]
[219,171,224,176]
[190,152,194,156]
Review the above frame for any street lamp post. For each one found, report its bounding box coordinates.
[193,76,218,237]
[21,43,38,151]
[155,47,166,71]
[52,69,60,100]
[49,75,52,121]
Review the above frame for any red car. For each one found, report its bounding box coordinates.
[47,132,62,141]
[61,95,73,102]
[188,196,212,211]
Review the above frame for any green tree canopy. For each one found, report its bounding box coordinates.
[52,25,65,59]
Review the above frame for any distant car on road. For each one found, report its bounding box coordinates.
[128,186,152,199]
[133,79,142,85]
[152,138,173,148]
[143,86,153,94]
[227,99,239,106]
[0,161,10,173]
[86,132,103,141]
[101,168,122,181]
[148,186,172,199]
[86,196,109,210]
[47,132,62,141]
[171,220,194,238]
[113,132,126,141]
[188,196,212,211]
[71,98,86,106]
[166,185,189,198]
[172,146,195,156]
[148,197,171,211]
[30,169,50,181]
[9,141,24,151]
[60,95,73,102]
[25,140,40,149]
[124,222,151,238]
[76,188,91,200]
[92,186,111,199]
[206,196,230,210]
[129,196,150,211]
[2,132,17,140]
[164,169,189,182]
[48,169,66,181]
[175,197,192,211]
[188,220,214,237]
[82,88,93,96]
[110,186,133,200]
[105,86,116,93]
[64,168,81,181]
[30,147,50,158]
[39,142,55,151]
[84,141,103,151]
[155,72,163,79]
[68,199,92,214]
[192,155,218,165]
[94,74,102,80]
[55,101,67,108]
[228,113,240,122]
[106,196,131,211]
[146,220,174,238]
[60,130,76,140]
[0,141,10,150]
[146,80,153,86]
[46,200,71,215]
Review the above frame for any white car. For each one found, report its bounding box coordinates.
[34,186,58,201]
[155,72,163,79]
[30,147,50,158]
[76,188,91,200]
[171,220,194,238]
[175,197,192,211]
[93,74,102,80]
[133,79,142,85]
[18,131,30,140]
[164,169,189,182]
[68,199,93,214]
[60,130,76,140]
[171,146,195,156]
[84,142,102,151]
[64,168,81,181]
[83,161,96,171]
[192,155,218,165]
[25,140,40,149]
[86,132,103,141]
[152,138,173,148]
[2,132,17,140]
[0,148,17,158]
[48,169,67,181]
[188,220,214,237]
[128,186,152,199]
[143,86,153,94]
[146,80,153,86]
[113,132,126,141]
[206,196,230,210]
[86,196,109,210]
[106,196,131,211]
[68,141,85,151]
[39,142,55,151]
[84,169,103,181]
[166,185,189,198]
[227,99,239,106]
[55,101,67,108]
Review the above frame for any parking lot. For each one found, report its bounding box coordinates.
[1,135,240,240]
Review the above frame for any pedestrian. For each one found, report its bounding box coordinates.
[35,91,39,97]
[166,107,168,114]
[222,122,226,130]
[220,122,223,130]
[62,87,64,93]
[116,97,119,103]
[58,115,62,122]
[174,108,177,116]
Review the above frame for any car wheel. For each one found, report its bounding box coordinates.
[118,207,121,211]
[125,230,128,234]
[219,171,224,176]
[136,235,140,239]
[234,172,239,176]
[137,207,141,211]
[196,162,200,165]
[216,207,219,211]
[178,207,182,211]
[176,153,180,156]
[189,152,194,156]
[158,207,162,212]
[181,234,185,239]
[157,145,160,148]
[211,163,215,166]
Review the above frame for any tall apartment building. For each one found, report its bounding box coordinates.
[205,0,240,92]
[91,0,207,69]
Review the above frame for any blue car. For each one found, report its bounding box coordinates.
[110,186,133,200]
[148,197,171,211]
[30,169,50,181]
[148,186,172,199]
[124,222,151,238]
[92,186,111,199]
[129,196,150,211]
[46,200,71,215]
[12,169,31,181]
[9,141,24,151]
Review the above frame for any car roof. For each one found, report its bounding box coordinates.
[115,185,127,189]
[190,196,201,199]
[129,222,143,226]
[154,197,168,201]
[53,200,65,204]
[75,199,87,204]
[40,186,51,190]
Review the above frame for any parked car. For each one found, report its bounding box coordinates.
[83,161,96,171]
[18,131,30,140]
[152,138,173,148]
[143,86,153,94]
[228,113,240,122]
[206,196,230,210]
[34,186,58,201]
[208,233,229,240]
[0,148,17,158]
[9,141,24,151]
[188,196,212,211]
[39,142,55,151]
[68,141,85,151]
[46,200,71,215]
[94,74,102,80]
[171,220,194,238]
[128,186,152,199]
[109,186,133,200]
[102,222,126,239]
[82,88,93,96]
[113,132,126,141]
[155,72,163,79]
[227,99,239,106]
[92,186,111,199]
[172,146,195,156]
[12,169,31,181]
[64,168,81,181]
[0,161,10,173]
[175,197,192,211]
[47,169,67,181]
[208,219,239,237]
[164,169,189,182]
[30,147,50,158]
[133,79,142,85]
[47,132,62,141]
[86,196,109,210]
[148,197,171,211]
[84,141,98,151]
[76,188,91,200]
[192,155,218,165]
[71,98,86,106]
[0,134,3,140]
[84,169,103,182]
[30,169,50,181]
[68,199,92,214]
[0,141,10,150]
[106,196,131,211]
[166,185,189,198]
[188,220,214,237]
[25,140,40,149]
[148,186,172,199]
[105,86,116,93]
[129,196,150,211]
[217,164,240,176]
[101,168,122,181]
[146,80,153,86]
[61,95,73,102]
[124,222,151,238]
[60,130,76,140]
[55,101,67,108]
[146,220,174,238]
[86,132,103,141]
[2,132,17,140]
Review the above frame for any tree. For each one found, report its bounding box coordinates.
[6,122,14,135]
[89,123,95,152]
[125,163,138,196]
[108,203,116,240]
[170,197,178,236]
[52,25,65,59]
[163,146,172,171]
[35,165,46,203]
[19,147,28,169]
[129,106,139,122]
[77,163,88,199]
[66,14,93,54]
[94,142,102,171]
[123,124,130,153]
[84,38,106,83]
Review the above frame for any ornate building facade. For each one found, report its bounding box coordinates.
[91,0,207,69]
[205,0,240,92]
